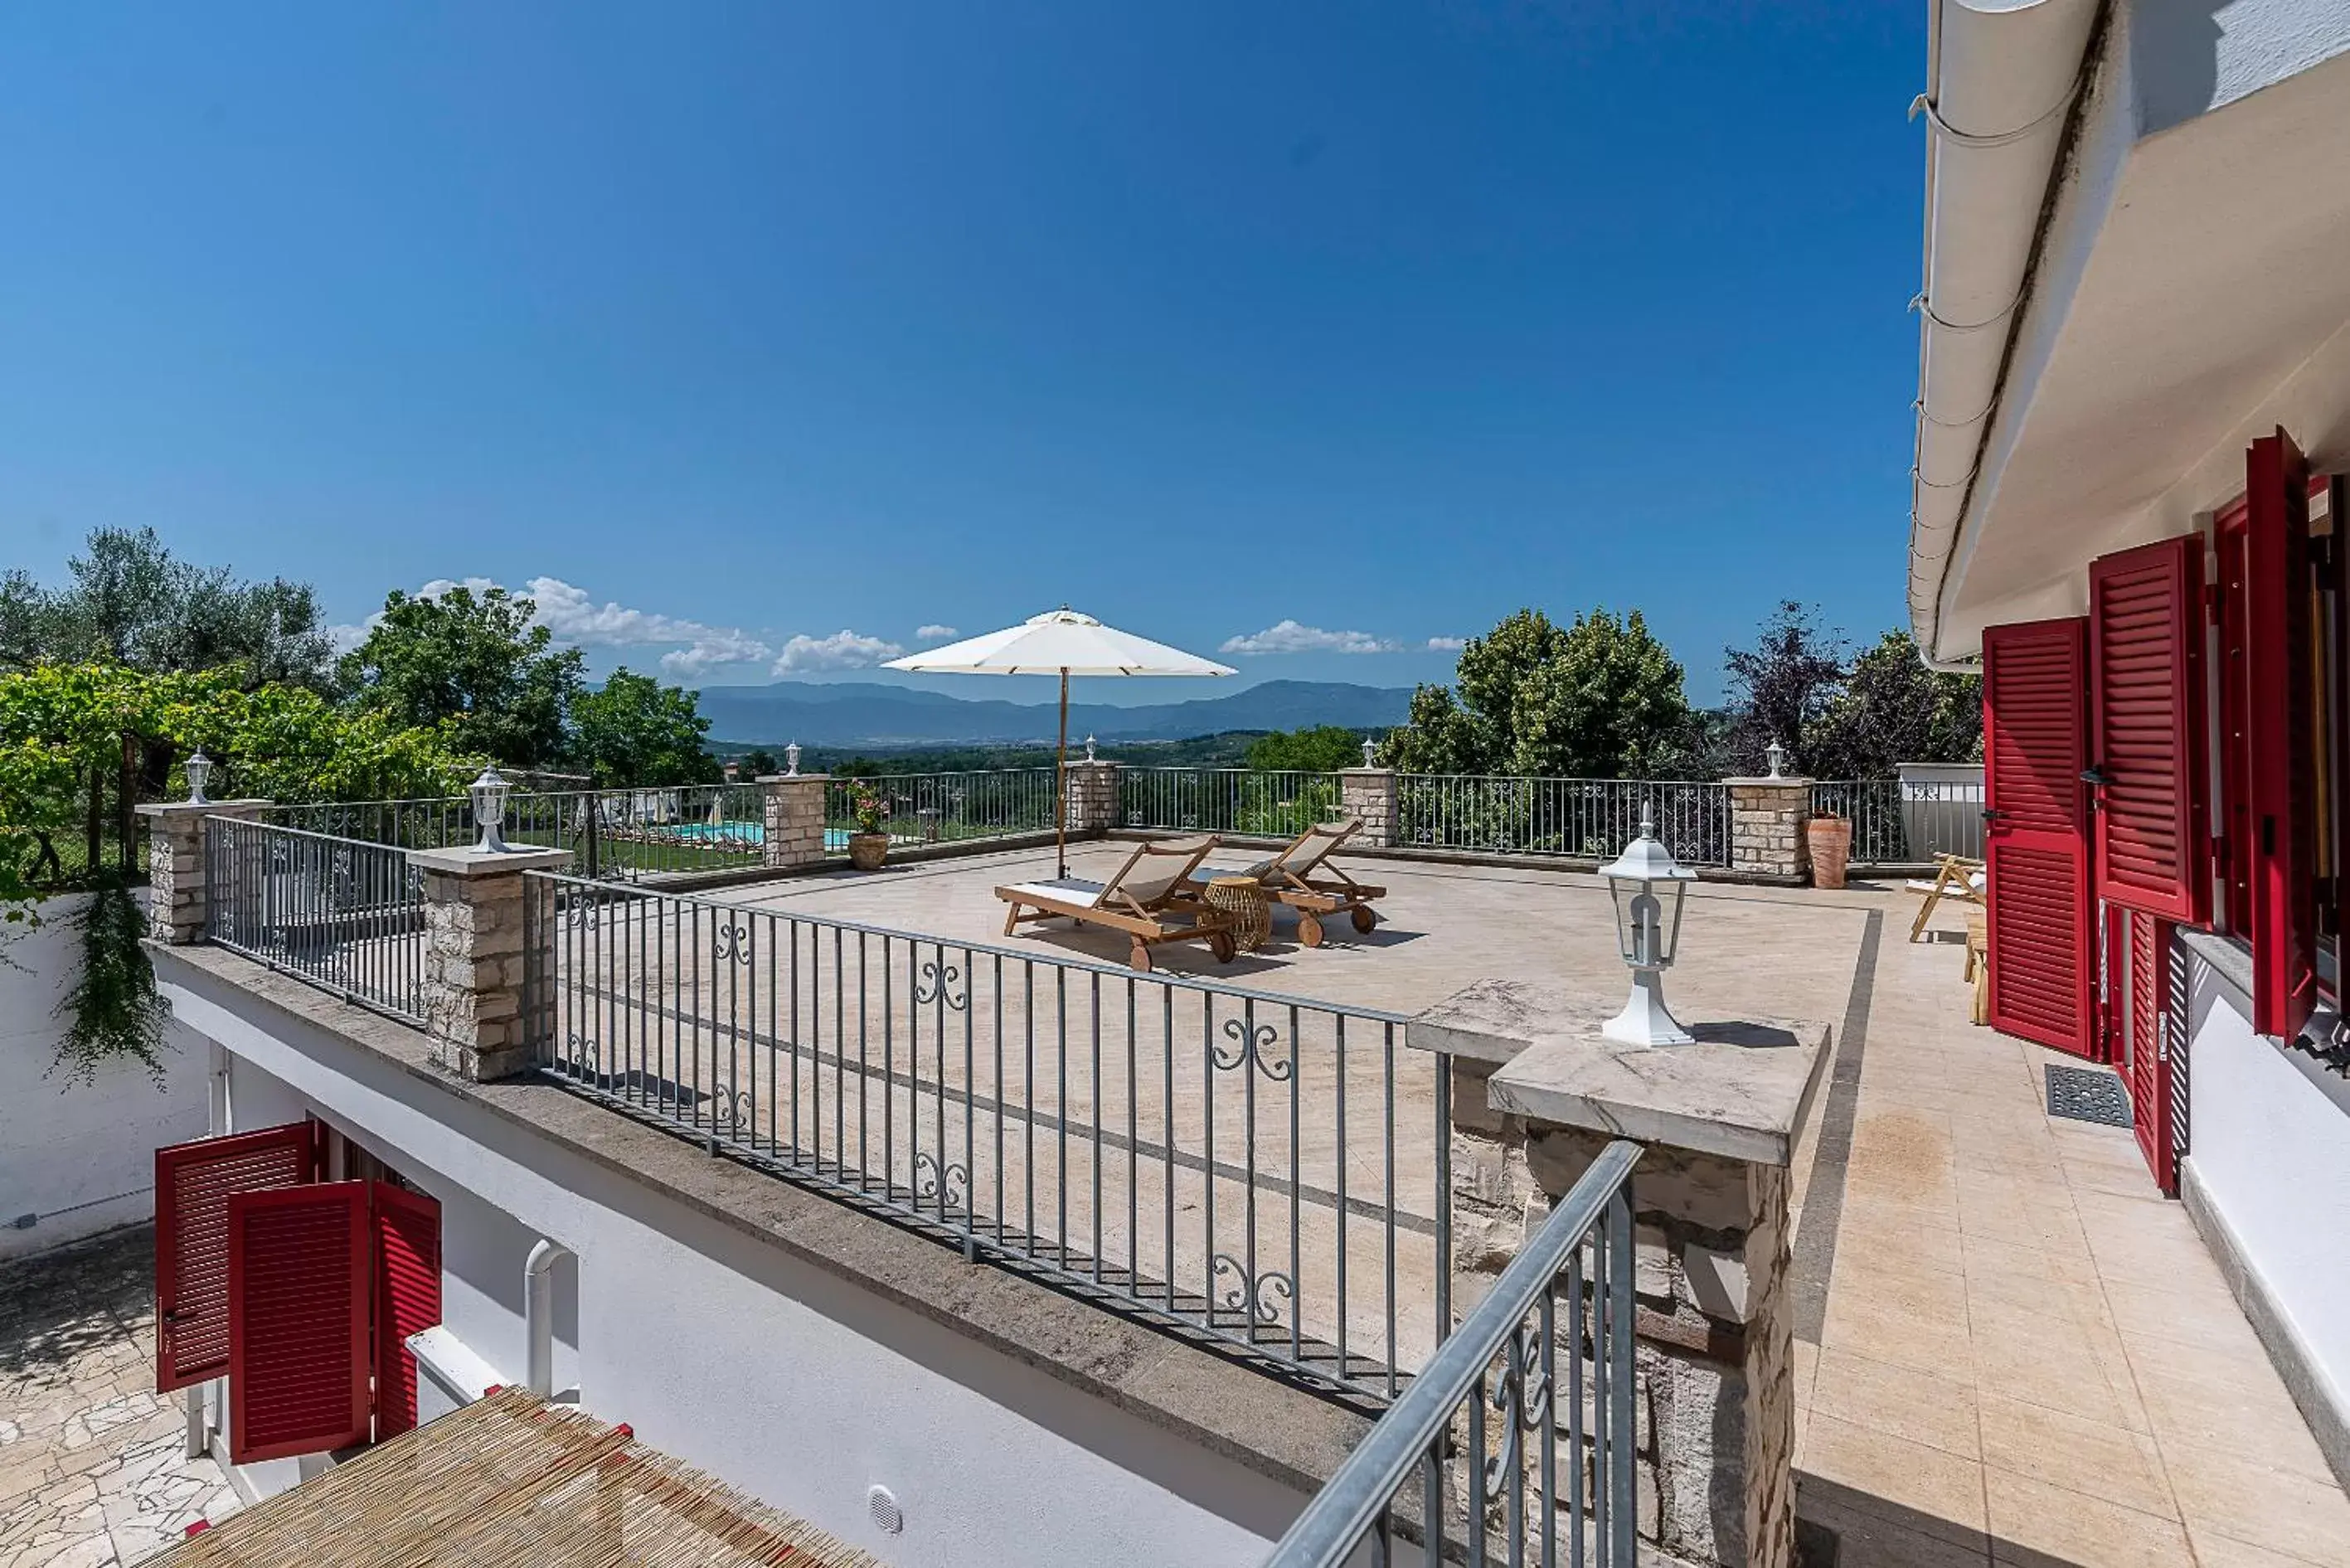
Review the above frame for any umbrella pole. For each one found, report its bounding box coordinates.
[1055,667,1070,879]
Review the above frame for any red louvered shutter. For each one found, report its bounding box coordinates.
[2246,430,2316,1040]
[2090,536,2208,923]
[2124,910,2177,1192]
[227,1182,372,1464]
[155,1124,316,1393]
[370,1182,442,1440]
[1983,618,2096,1054]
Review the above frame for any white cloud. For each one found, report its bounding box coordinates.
[1220,619,1401,655]
[771,629,906,674]
[345,575,777,678]
[1425,635,1467,652]
[916,624,959,643]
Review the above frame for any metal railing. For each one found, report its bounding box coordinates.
[824,769,1060,850]
[1121,769,1348,841]
[205,817,430,1025]
[522,871,1445,1399]
[1393,776,1731,867]
[1265,1139,1640,1567]
[1809,776,1984,866]
[260,784,774,883]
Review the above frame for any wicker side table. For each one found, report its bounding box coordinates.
[1203,876,1271,953]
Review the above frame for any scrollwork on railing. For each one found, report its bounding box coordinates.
[328,845,356,905]
[711,920,755,964]
[914,957,968,1012]
[913,1150,969,1214]
[1482,1323,1551,1494]
[1210,1254,1294,1330]
[566,1032,603,1082]
[1212,1017,1294,1082]
[713,1087,756,1137]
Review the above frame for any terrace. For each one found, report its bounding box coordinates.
[94,760,2348,1566]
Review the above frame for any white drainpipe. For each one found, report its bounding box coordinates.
[1908,0,2101,667]
[524,1240,574,1398]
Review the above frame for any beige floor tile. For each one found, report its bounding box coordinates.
[1798,1488,1992,1567]
[2186,1523,2346,1566]
[1821,1294,1974,1380]
[2124,1337,2338,1483]
[2162,1440,2350,1566]
[1975,1391,2175,1518]
[1801,1414,1988,1545]
[2095,1277,2266,1360]
[1960,1230,2101,1289]
[1967,1299,2148,1434]
[1985,1468,2195,1566]
[1811,1348,1980,1459]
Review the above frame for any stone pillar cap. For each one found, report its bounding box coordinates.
[755,773,831,784]
[1407,978,1829,1166]
[136,799,273,819]
[405,844,575,876]
[1722,775,1813,787]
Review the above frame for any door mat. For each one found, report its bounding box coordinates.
[2047,1064,2132,1128]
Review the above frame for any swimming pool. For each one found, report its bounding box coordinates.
[637,822,852,852]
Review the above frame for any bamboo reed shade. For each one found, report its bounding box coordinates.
[154,1386,881,1567]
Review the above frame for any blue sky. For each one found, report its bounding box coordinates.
[0,2,1922,706]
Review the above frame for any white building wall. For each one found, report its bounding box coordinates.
[2182,949,2350,1474]
[167,970,1313,1568]
[0,892,211,1260]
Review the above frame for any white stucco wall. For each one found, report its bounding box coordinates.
[163,964,1317,1568]
[2182,961,2350,1449]
[0,893,211,1260]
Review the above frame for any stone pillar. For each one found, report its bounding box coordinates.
[1062,759,1123,834]
[1339,768,1398,846]
[757,774,832,868]
[407,845,572,1082]
[1726,778,1813,884]
[134,799,272,944]
[1410,980,1828,1568]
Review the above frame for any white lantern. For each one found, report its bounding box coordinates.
[784,741,801,777]
[1596,806,1697,1046]
[183,748,213,805]
[1765,738,1786,780]
[469,766,512,853]
[1084,734,1097,763]
[1362,738,1376,769]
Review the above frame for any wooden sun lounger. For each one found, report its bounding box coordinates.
[1907,852,1986,943]
[995,834,1239,972]
[1192,819,1387,948]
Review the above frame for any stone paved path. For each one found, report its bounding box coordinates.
[0,1225,240,1567]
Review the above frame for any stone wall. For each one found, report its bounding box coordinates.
[1063,760,1123,834]
[137,800,270,945]
[410,847,569,1083]
[759,774,831,868]
[1446,1056,1796,1567]
[1726,779,1813,885]
[1338,769,1398,847]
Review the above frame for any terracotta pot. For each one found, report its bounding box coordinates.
[847,832,889,871]
[1805,816,1852,890]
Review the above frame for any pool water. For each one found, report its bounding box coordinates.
[649,822,852,852]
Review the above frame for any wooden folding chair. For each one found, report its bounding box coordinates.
[1906,852,1986,943]
[1193,819,1388,948]
[996,835,1238,971]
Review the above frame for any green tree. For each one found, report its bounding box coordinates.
[337,585,583,768]
[1,528,334,686]
[1803,630,1982,779]
[1245,725,1366,773]
[571,668,720,788]
[741,747,779,777]
[1379,608,1693,777]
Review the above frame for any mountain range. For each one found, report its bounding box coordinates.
[693,679,1415,747]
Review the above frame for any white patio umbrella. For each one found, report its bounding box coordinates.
[884,609,1236,877]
